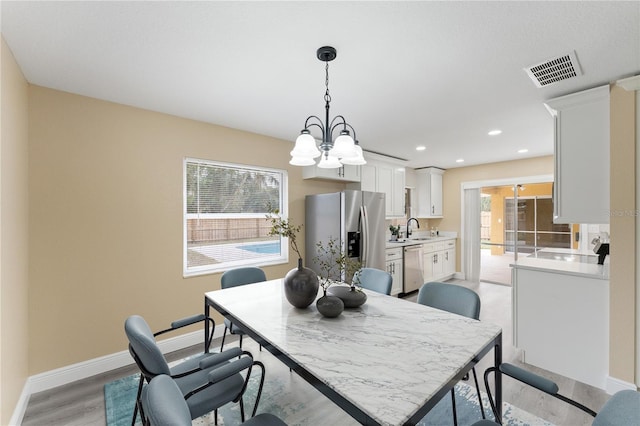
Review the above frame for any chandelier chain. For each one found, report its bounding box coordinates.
[324,62,331,104]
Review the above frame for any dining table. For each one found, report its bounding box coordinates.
[204,279,502,426]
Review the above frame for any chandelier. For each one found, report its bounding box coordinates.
[289,46,366,168]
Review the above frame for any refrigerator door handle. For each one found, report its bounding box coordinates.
[360,205,368,267]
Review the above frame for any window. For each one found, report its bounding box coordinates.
[184,158,288,276]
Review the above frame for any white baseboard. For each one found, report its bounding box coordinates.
[606,375,638,395]
[8,380,32,426]
[10,324,224,425]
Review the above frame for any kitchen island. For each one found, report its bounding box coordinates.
[511,249,609,390]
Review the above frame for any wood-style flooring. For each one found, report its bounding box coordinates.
[21,280,611,425]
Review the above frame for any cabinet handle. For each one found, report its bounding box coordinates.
[433,254,438,264]
[432,205,435,214]
[445,252,448,261]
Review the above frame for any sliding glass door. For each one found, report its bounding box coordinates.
[504,196,571,253]
[480,182,571,285]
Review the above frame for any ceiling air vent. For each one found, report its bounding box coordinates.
[525,51,582,88]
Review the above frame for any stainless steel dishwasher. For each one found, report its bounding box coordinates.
[403,244,424,293]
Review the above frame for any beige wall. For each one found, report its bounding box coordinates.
[609,83,636,383]
[1,38,30,424]
[28,86,343,374]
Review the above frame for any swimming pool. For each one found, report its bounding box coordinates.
[238,241,281,254]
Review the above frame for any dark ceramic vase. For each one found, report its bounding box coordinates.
[316,295,344,318]
[283,258,320,308]
[327,285,367,308]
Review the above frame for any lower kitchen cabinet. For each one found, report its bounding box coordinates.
[423,239,456,283]
[385,247,403,296]
[442,239,456,277]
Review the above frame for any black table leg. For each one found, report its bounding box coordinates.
[204,298,211,354]
[494,337,502,424]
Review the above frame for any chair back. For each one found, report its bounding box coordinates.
[142,375,191,426]
[221,267,267,289]
[125,315,171,377]
[417,282,480,320]
[357,268,393,295]
[593,389,640,426]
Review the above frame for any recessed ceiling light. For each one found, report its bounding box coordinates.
[488,129,502,136]
[518,148,529,153]
[416,145,426,151]
[456,158,465,163]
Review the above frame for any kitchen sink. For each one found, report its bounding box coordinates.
[409,237,432,241]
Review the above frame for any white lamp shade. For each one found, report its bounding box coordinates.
[339,144,366,165]
[329,132,356,158]
[290,133,321,158]
[289,156,316,166]
[317,153,342,169]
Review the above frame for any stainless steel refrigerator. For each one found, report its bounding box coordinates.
[305,190,386,280]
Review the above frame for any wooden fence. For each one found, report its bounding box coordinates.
[187,218,272,243]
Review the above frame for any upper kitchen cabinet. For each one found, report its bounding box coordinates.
[545,85,610,224]
[302,163,360,182]
[347,153,407,218]
[415,167,444,218]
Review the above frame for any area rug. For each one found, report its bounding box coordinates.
[106,342,552,426]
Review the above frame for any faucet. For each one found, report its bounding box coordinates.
[406,217,420,238]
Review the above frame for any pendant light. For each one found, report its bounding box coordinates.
[290,46,366,168]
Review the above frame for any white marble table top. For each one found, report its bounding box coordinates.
[205,280,502,426]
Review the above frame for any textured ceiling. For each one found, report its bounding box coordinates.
[2,1,639,169]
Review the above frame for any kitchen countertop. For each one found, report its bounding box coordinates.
[510,248,609,280]
[385,235,456,249]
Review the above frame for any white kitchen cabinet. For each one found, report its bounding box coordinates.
[359,163,377,192]
[347,153,406,218]
[377,164,393,216]
[423,246,441,283]
[385,247,403,296]
[392,167,406,217]
[376,162,406,217]
[302,163,360,182]
[544,85,610,224]
[415,167,444,218]
[423,239,456,283]
[442,239,456,277]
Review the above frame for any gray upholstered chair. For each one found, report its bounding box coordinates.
[481,363,640,426]
[125,314,265,426]
[220,266,267,350]
[142,374,287,426]
[356,267,393,295]
[417,282,486,424]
